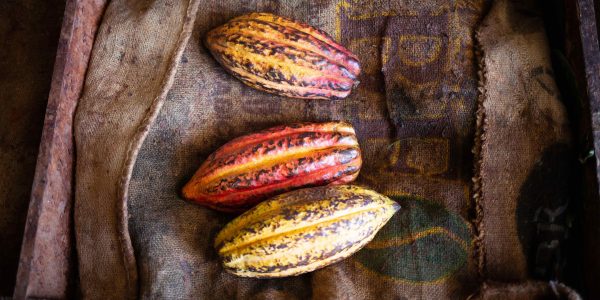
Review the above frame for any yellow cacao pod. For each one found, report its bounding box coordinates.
[214,185,400,278]
[205,12,361,100]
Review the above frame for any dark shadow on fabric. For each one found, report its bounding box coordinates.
[516,143,575,281]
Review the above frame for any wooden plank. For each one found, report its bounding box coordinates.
[576,0,600,298]
[13,0,108,298]
[0,0,65,295]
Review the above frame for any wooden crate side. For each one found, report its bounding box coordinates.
[576,0,600,298]
[13,0,108,298]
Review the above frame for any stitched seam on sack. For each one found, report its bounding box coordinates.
[471,29,487,283]
[114,1,202,299]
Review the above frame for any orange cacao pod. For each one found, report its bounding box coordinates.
[204,12,360,100]
[182,122,362,212]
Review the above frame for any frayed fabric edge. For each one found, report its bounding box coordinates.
[114,1,202,298]
[471,28,488,283]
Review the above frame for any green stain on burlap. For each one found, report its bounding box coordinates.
[355,196,472,283]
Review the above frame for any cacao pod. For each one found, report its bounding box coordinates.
[205,12,361,100]
[182,122,362,212]
[214,185,400,278]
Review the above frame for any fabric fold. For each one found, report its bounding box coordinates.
[74,0,200,298]
[474,0,573,283]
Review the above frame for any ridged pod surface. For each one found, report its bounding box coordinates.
[182,122,362,212]
[205,12,361,100]
[214,185,400,278]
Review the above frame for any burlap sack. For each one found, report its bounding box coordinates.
[74,0,580,298]
[474,0,573,282]
[74,0,200,298]
[127,1,485,298]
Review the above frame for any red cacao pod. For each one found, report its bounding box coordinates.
[182,122,362,212]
